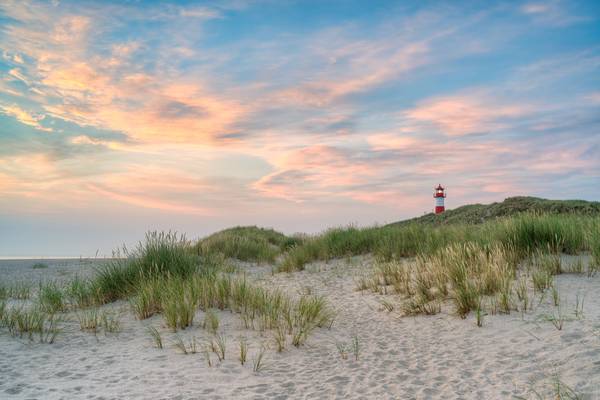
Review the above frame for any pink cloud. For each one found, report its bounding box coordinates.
[253,145,380,202]
[402,93,531,136]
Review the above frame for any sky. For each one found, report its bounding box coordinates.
[0,0,599,257]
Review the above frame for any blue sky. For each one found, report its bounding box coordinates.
[0,0,599,256]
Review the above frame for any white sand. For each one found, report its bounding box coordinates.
[1,256,599,399]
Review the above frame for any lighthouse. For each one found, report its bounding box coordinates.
[433,184,446,214]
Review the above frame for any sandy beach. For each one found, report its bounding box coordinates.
[1,256,599,399]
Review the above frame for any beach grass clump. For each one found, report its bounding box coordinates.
[273,325,286,352]
[278,239,325,272]
[32,262,49,269]
[197,226,299,263]
[453,279,480,319]
[589,223,600,276]
[252,345,266,372]
[533,250,562,275]
[238,337,248,365]
[2,307,43,337]
[77,308,100,333]
[291,295,333,346]
[280,225,395,272]
[101,310,121,334]
[532,268,553,292]
[213,333,227,360]
[38,281,66,313]
[93,231,198,303]
[515,277,530,311]
[7,282,31,300]
[162,278,197,332]
[174,335,199,355]
[498,279,514,314]
[434,242,516,317]
[498,213,587,256]
[202,309,219,334]
[130,277,164,319]
[77,308,124,335]
[372,260,412,295]
[542,306,567,331]
[66,276,99,309]
[147,326,163,349]
[373,241,519,318]
[0,306,61,343]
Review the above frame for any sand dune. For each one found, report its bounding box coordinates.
[0,257,599,399]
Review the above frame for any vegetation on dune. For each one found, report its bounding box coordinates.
[354,213,600,319]
[191,197,599,271]
[195,226,301,263]
[280,213,598,272]
[1,196,598,347]
[93,231,199,303]
[0,229,333,349]
[0,305,61,343]
[389,196,600,227]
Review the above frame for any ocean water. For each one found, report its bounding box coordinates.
[0,258,110,285]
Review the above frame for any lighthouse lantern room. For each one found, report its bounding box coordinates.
[433,184,446,214]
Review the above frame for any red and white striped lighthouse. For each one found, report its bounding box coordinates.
[433,184,446,214]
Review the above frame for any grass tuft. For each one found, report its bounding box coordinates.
[147,326,163,349]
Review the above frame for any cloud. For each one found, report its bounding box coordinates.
[0,1,248,146]
[8,68,30,84]
[179,6,221,19]
[51,15,90,44]
[88,184,214,215]
[0,104,52,132]
[519,1,591,27]
[401,93,531,136]
[253,144,385,202]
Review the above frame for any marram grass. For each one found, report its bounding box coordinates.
[279,213,597,272]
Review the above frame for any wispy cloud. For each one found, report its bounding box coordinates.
[519,1,591,27]
[401,93,532,136]
[0,103,51,131]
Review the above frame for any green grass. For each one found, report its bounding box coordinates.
[38,281,66,313]
[252,345,266,372]
[196,226,300,263]
[32,262,48,269]
[65,276,99,309]
[3,282,31,300]
[93,231,199,303]
[77,308,100,333]
[202,310,219,334]
[391,196,600,226]
[130,277,164,320]
[590,221,600,274]
[0,306,61,343]
[161,278,197,331]
[147,326,163,349]
[277,213,596,272]
[238,337,248,365]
